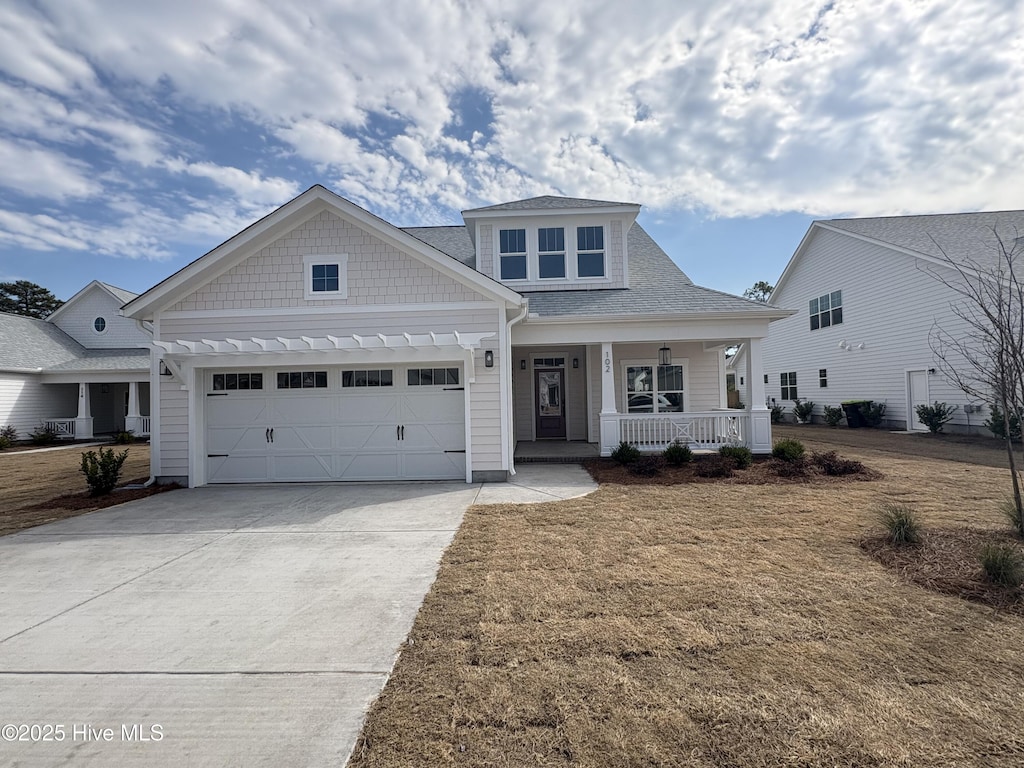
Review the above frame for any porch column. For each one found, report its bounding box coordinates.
[598,342,619,456]
[745,337,771,453]
[125,381,141,434]
[75,382,94,440]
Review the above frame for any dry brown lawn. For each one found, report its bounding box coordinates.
[351,442,1024,767]
[0,443,172,536]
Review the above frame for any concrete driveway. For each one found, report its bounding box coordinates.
[0,482,479,767]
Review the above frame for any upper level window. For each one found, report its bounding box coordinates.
[810,290,842,330]
[537,227,565,279]
[577,226,605,277]
[93,317,106,333]
[303,254,348,300]
[499,228,527,280]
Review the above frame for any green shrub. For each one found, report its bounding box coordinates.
[663,440,693,466]
[113,430,136,445]
[719,445,753,469]
[864,401,887,428]
[772,437,805,462]
[0,425,17,441]
[769,404,785,424]
[914,402,958,434]
[822,405,845,427]
[812,451,864,476]
[80,447,129,496]
[876,502,920,546]
[29,426,59,446]
[695,455,734,478]
[985,403,1022,440]
[792,398,815,423]
[610,441,641,465]
[979,543,1024,587]
[0,436,11,451]
[628,456,663,477]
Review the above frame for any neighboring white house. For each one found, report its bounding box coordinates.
[0,281,151,440]
[123,185,792,487]
[758,210,1024,432]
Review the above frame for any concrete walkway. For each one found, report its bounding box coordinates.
[0,467,595,766]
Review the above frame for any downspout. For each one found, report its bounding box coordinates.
[505,302,529,476]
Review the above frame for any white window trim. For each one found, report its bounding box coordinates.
[498,228,529,282]
[303,253,349,301]
[93,316,108,334]
[620,358,689,414]
[575,226,606,280]
[537,227,567,281]
[490,220,614,285]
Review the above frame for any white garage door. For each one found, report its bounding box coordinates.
[205,366,465,482]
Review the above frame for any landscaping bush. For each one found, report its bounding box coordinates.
[772,437,805,462]
[812,451,865,476]
[80,447,129,496]
[695,455,734,478]
[864,401,887,428]
[0,436,10,451]
[0,425,17,441]
[113,430,137,445]
[914,401,958,434]
[767,456,808,477]
[822,405,845,427]
[876,502,921,546]
[769,404,785,424]
[792,398,815,423]
[985,403,1022,440]
[628,456,663,477]
[663,440,693,466]
[610,441,641,465]
[979,543,1024,588]
[719,445,753,469]
[29,426,59,446]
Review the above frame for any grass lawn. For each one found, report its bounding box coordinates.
[0,443,173,536]
[350,440,1024,767]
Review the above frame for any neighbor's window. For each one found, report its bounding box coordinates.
[577,226,605,277]
[407,368,460,386]
[538,227,566,279]
[277,371,328,389]
[499,228,527,280]
[212,372,264,391]
[809,290,842,330]
[303,254,348,300]
[342,369,394,387]
[93,317,106,333]
[781,372,797,400]
[819,368,828,388]
[625,364,684,413]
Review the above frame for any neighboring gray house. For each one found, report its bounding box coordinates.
[759,210,1024,432]
[0,281,151,440]
[124,185,791,487]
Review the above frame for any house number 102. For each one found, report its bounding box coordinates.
[604,355,611,373]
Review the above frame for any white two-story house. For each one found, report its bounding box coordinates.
[123,186,790,486]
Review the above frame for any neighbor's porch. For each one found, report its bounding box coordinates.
[42,380,151,440]
[510,337,771,456]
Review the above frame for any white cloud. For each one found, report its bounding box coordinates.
[163,159,301,207]
[0,137,102,199]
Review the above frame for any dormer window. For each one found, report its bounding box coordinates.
[538,227,566,279]
[499,229,527,280]
[577,226,605,277]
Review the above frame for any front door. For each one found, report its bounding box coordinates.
[535,369,566,439]
[908,370,929,431]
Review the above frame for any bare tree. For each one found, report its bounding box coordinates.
[925,228,1024,533]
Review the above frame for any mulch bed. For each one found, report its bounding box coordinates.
[862,528,1024,615]
[3,478,181,535]
[583,454,882,485]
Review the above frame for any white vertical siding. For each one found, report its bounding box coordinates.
[0,375,77,439]
[763,227,986,429]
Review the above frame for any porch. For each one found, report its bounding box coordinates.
[43,380,151,440]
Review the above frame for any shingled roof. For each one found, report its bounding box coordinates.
[463,195,638,213]
[0,312,146,373]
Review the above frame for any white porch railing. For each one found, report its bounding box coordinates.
[604,411,749,453]
[44,419,77,439]
[125,415,152,436]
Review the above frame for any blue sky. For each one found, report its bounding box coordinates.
[1,0,1021,301]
